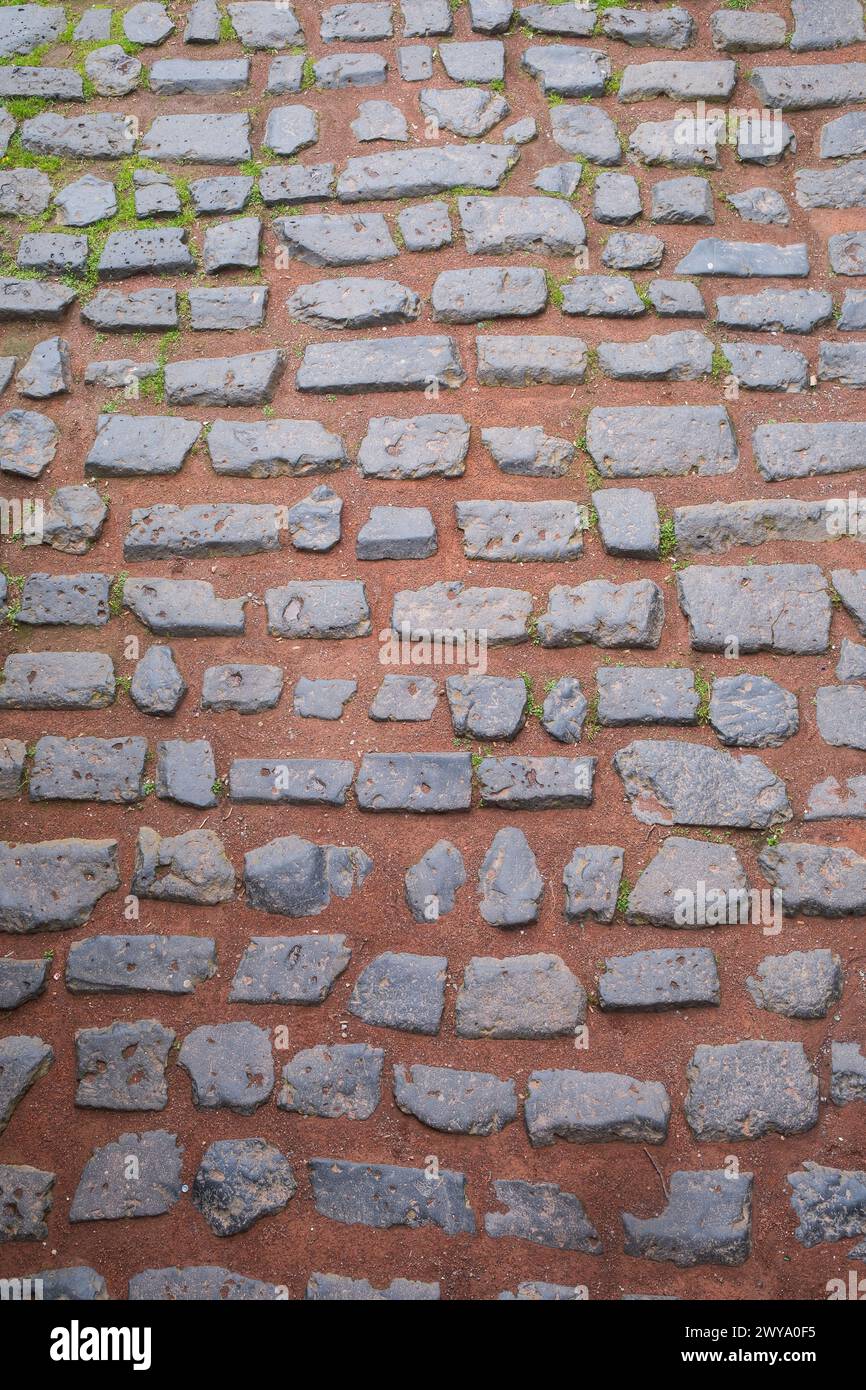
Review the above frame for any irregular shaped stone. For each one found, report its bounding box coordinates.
[139,113,252,163]
[478,827,543,927]
[352,99,407,142]
[17,572,109,627]
[75,1021,174,1111]
[805,775,866,820]
[601,231,664,270]
[648,279,706,316]
[124,1,173,44]
[456,499,585,561]
[829,231,866,274]
[287,485,343,549]
[17,234,88,277]
[153,739,217,810]
[265,580,370,638]
[597,667,698,726]
[482,425,573,477]
[818,340,866,387]
[728,186,790,226]
[839,290,866,330]
[244,836,371,919]
[522,44,609,97]
[747,950,843,1020]
[525,1068,670,1145]
[0,958,48,1012]
[405,840,465,921]
[603,6,694,49]
[298,336,465,393]
[623,1171,753,1267]
[124,578,246,636]
[759,842,866,916]
[229,935,351,1004]
[627,836,749,927]
[392,580,531,646]
[337,143,515,199]
[164,350,285,407]
[539,580,665,648]
[356,505,437,559]
[831,1043,866,1105]
[598,330,713,381]
[279,1044,383,1119]
[562,275,644,317]
[348,952,447,1034]
[709,674,799,747]
[817,684,866,749]
[203,217,261,272]
[446,675,525,741]
[131,645,186,717]
[562,845,623,923]
[66,935,216,995]
[541,677,588,743]
[594,488,660,557]
[675,238,809,277]
[189,174,253,212]
[459,194,585,255]
[86,44,142,96]
[132,827,233,904]
[0,651,114,711]
[130,1267,279,1300]
[0,1164,53,1241]
[788,1162,866,1247]
[394,1064,516,1135]
[790,0,864,52]
[397,200,451,250]
[533,162,582,197]
[398,45,433,80]
[124,502,279,561]
[685,1042,818,1140]
[0,1035,53,1134]
[307,1273,439,1300]
[594,170,641,224]
[310,1158,473,1233]
[476,755,595,809]
[456,953,585,1038]
[476,335,587,385]
[0,67,82,101]
[201,664,283,714]
[185,0,222,43]
[0,738,25,799]
[651,175,714,224]
[833,568,866,632]
[0,277,74,322]
[837,637,866,680]
[551,102,621,164]
[821,110,866,158]
[287,277,419,329]
[29,736,147,804]
[55,174,117,227]
[677,564,831,653]
[193,1139,295,1236]
[82,289,178,334]
[614,741,791,828]
[630,117,720,167]
[420,87,508,138]
[359,413,468,478]
[599,948,720,1011]
[208,419,345,479]
[179,1023,273,1114]
[485,1179,601,1252]
[71,1132,183,1221]
[293,677,357,718]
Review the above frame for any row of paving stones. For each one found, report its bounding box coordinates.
[3,1137,865,1265]
[2,830,866,931]
[3,1025,863,1125]
[6,1,866,58]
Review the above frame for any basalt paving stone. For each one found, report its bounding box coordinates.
[675,239,809,278]
[202,664,284,714]
[478,826,543,926]
[208,418,346,478]
[0,409,59,477]
[309,1158,474,1234]
[832,569,866,632]
[0,959,47,1013]
[306,1273,440,1300]
[629,118,719,168]
[124,502,281,560]
[187,286,268,331]
[287,277,420,328]
[398,46,433,81]
[432,266,547,323]
[0,738,26,798]
[193,1139,296,1237]
[596,667,699,727]
[598,331,713,382]
[499,1282,586,1301]
[446,674,526,740]
[485,1180,601,1253]
[337,143,515,199]
[164,350,286,407]
[278,1044,384,1119]
[627,836,749,928]
[538,580,665,648]
[154,738,217,809]
[594,488,660,558]
[293,677,357,718]
[758,842,866,917]
[458,195,585,255]
[29,736,148,804]
[85,414,201,476]
[598,949,721,1012]
[396,201,452,250]
[837,637,866,680]
[754,423,866,479]
[0,5,66,56]
[594,171,641,225]
[534,163,582,197]
[66,935,216,995]
[124,578,247,636]
[75,1021,174,1112]
[676,564,832,654]
[0,277,75,321]
[788,1162,866,1247]
[586,405,738,477]
[0,838,119,935]
[18,1266,107,1300]
[228,757,354,805]
[746,950,843,1020]
[685,1042,819,1141]
[298,336,465,393]
[356,504,437,559]
[806,775,866,820]
[55,174,117,226]
[708,675,799,748]
[203,217,261,272]
[622,1171,753,1268]
[352,98,408,141]
[131,827,234,905]
[178,1023,274,1114]
[601,231,664,270]
[359,414,469,478]
[70,1131,183,1222]
[562,845,623,923]
[97,228,195,280]
[522,44,610,97]
[189,175,254,213]
[0,647,115,706]
[394,1064,517,1135]
[831,1043,866,1105]
[314,53,388,88]
[614,742,791,829]
[229,935,351,1004]
[348,952,447,1034]
[227,2,304,48]
[456,953,586,1039]
[420,87,509,138]
[727,187,790,226]
[288,486,343,548]
[82,289,179,333]
[130,1267,279,1300]
[561,276,645,317]
[455,499,585,561]
[16,572,110,626]
[476,755,595,809]
[131,645,187,716]
[723,341,809,391]
[0,1164,54,1241]
[139,113,252,163]
[439,39,504,82]
[839,290,866,329]
[392,580,532,645]
[817,683,866,747]
[541,677,588,744]
[244,836,371,918]
[18,234,88,276]
[266,580,370,638]
[0,1035,53,1134]
[673,498,853,553]
[525,1068,670,1146]
[371,674,439,722]
[404,839,465,920]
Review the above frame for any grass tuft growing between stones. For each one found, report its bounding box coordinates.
[616,877,631,915]
[520,672,544,719]
[108,571,127,617]
[658,514,677,560]
[694,671,712,725]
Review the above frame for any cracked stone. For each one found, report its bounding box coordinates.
[788,1162,866,1247]
[71,1131,183,1221]
[709,675,799,747]
[747,950,843,1020]
[676,564,831,654]
[446,675,526,740]
[758,842,866,916]
[244,835,372,917]
[348,952,447,1033]
[75,1021,174,1111]
[420,87,508,138]
[193,1139,295,1236]
[229,935,351,1004]
[686,1042,819,1140]
[623,1171,753,1267]
[614,742,791,828]
[132,826,234,905]
[179,1023,273,1114]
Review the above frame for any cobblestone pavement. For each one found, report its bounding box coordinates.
[1,0,866,1303]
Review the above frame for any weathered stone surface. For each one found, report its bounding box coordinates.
[759,842,866,916]
[0,5,66,57]
[499,1282,587,1301]
[478,827,542,927]
[203,217,261,272]
[0,277,75,322]
[394,1064,517,1134]
[405,840,465,921]
[293,677,357,719]
[287,277,419,329]
[71,1132,183,1221]
[446,675,526,741]
[0,839,118,936]
[85,45,142,96]
[619,59,735,102]
[522,44,609,97]
[279,1044,383,1119]
[486,1179,600,1252]
[194,1139,296,1236]
[526,1069,670,1145]
[833,569,866,633]
[788,1162,866,1247]
[600,330,713,381]
[0,1164,53,1240]
[125,502,280,561]
[677,564,831,654]
[650,175,714,225]
[229,757,353,806]
[66,934,216,995]
[533,162,582,196]
[265,580,370,639]
[207,418,345,479]
[597,667,698,727]
[140,113,252,163]
[82,289,178,334]
[0,739,25,800]
[615,742,791,828]
[0,958,48,1012]
[97,228,194,281]
[790,0,865,52]
[17,572,109,627]
[244,836,371,918]
[477,334,587,385]
[595,488,660,557]
[164,350,285,407]
[0,65,82,100]
[348,952,447,1034]
[202,664,283,714]
[131,645,186,716]
[227,2,303,48]
[563,845,623,923]
[124,1,174,44]
[0,1035,53,1134]
[20,1266,108,1300]
[307,1273,439,1300]
[132,827,233,905]
[747,950,843,1020]
[397,201,451,250]
[456,499,585,562]
[0,409,56,477]
[623,1171,753,1267]
[358,413,467,479]
[839,290,866,330]
[806,775,866,820]
[630,118,720,167]
[432,265,547,323]
[398,45,433,80]
[229,935,351,1004]
[56,174,117,227]
[685,1042,819,1140]
[821,110,866,158]
[831,1043,866,1105]
[601,231,664,270]
[603,5,694,48]
[298,336,465,393]
[189,174,253,213]
[185,0,221,43]
[710,11,787,52]
[403,0,452,37]
[439,39,504,82]
[816,684,866,748]
[125,579,247,636]
[75,1021,174,1111]
[476,755,594,809]
[17,234,88,277]
[675,498,851,553]
[482,425,573,477]
[459,195,585,256]
[539,580,664,648]
[818,340,866,387]
[29,736,147,804]
[187,286,268,331]
[130,1267,279,1300]
[392,580,531,647]
[154,739,217,810]
[0,651,114,711]
[371,675,438,723]
[541,677,588,744]
[709,675,799,747]
[0,168,52,219]
[561,275,645,317]
[314,53,388,88]
[420,87,508,138]
[286,485,342,550]
[321,2,392,42]
[337,143,515,199]
[456,953,586,1038]
[751,63,866,110]
[357,505,436,559]
[551,103,621,163]
[179,1023,273,1114]
[754,423,866,480]
[21,112,136,159]
[599,948,720,1012]
[627,836,748,927]
[830,230,866,275]
[675,238,809,277]
[587,405,737,478]
[728,186,790,226]
[309,1158,474,1233]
